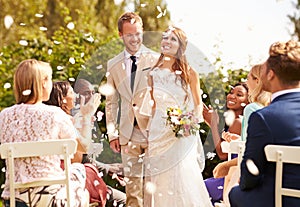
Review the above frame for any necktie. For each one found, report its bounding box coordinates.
[130,55,137,91]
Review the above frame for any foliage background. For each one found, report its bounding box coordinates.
[0,0,297,198]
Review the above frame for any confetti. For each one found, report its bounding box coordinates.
[246,159,259,175]
[4,15,14,29]
[22,89,31,96]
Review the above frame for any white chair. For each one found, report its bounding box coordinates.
[264,144,300,207]
[0,139,77,207]
[221,140,246,166]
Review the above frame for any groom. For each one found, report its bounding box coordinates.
[229,40,300,207]
[105,12,158,207]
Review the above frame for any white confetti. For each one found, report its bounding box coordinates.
[39,26,47,31]
[4,82,11,89]
[69,57,75,64]
[246,159,259,175]
[19,40,28,46]
[4,15,14,29]
[66,22,75,30]
[22,89,31,96]
[35,13,43,18]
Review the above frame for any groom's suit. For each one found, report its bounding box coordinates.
[106,45,158,145]
[229,91,300,207]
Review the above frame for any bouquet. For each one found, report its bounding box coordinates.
[166,106,200,138]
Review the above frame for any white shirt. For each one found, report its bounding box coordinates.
[124,50,140,83]
[271,88,300,101]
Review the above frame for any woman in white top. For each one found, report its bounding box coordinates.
[0,59,88,207]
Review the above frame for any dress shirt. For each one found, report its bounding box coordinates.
[271,88,300,101]
[124,50,140,84]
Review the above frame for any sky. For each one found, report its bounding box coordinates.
[165,0,295,70]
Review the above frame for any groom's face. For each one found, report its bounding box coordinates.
[120,22,143,55]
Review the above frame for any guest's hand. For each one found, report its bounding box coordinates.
[203,104,219,127]
[80,93,101,117]
[110,139,121,153]
[222,131,241,142]
[107,163,123,174]
[213,161,231,178]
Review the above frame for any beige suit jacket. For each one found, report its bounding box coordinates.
[105,45,159,145]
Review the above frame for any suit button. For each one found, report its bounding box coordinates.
[132,103,136,107]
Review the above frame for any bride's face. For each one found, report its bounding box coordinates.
[161,31,180,57]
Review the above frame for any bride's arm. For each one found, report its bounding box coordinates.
[189,68,204,123]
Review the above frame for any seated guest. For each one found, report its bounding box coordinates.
[44,81,126,207]
[203,82,249,205]
[214,63,271,206]
[229,40,300,207]
[0,59,88,207]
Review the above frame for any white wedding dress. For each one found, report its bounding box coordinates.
[144,68,212,207]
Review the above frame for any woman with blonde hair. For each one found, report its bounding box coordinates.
[0,59,88,207]
[214,63,271,206]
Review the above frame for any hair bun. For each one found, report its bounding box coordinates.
[269,40,300,62]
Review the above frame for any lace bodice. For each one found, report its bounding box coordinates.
[0,103,77,198]
[150,68,193,112]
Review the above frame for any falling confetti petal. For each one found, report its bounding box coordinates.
[48,49,53,55]
[224,110,235,126]
[145,182,156,194]
[96,111,104,121]
[98,84,115,96]
[246,159,259,175]
[86,36,94,42]
[67,22,75,30]
[4,15,14,29]
[69,77,75,82]
[22,89,31,96]
[35,13,43,18]
[96,65,103,69]
[57,66,64,70]
[157,5,162,13]
[39,26,47,31]
[4,83,11,89]
[53,40,60,44]
[130,18,136,24]
[19,40,28,46]
[20,23,26,26]
[69,57,75,64]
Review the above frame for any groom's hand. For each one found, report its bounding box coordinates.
[110,139,121,153]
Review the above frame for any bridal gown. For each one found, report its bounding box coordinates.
[144,68,212,207]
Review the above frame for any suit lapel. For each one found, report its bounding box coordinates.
[113,53,132,98]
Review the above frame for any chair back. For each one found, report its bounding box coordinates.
[0,139,77,207]
[264,144,300,207]
[221,140,246,167]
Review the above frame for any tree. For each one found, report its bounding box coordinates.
[288,0,300,40]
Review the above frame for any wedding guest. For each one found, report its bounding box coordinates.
[105,11,158,207]
[0,59,88,207]
[214,63,271,206]
[203,82,249,205]
[44,81,126,207]
[144,26,212,206]
[73,78,123,176]
[229,40,300,207]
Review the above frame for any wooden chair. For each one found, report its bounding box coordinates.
[0,139,77,207]
[265,144,300,207]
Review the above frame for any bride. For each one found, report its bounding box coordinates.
[142,26,212,206]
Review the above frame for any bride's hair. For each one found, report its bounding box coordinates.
[153,26,190,101]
